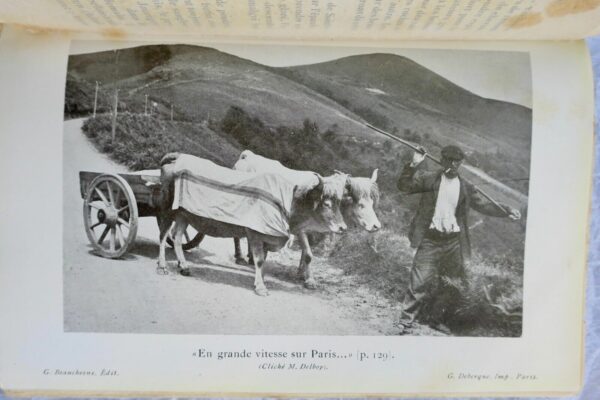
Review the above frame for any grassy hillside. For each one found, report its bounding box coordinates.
[68,45,366,137]
[278,54,532,193]
[65,45,531,194]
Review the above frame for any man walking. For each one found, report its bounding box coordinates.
[396,145,521,332]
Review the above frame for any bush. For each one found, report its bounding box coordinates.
[82,112,240,169]
[443,259,523,337]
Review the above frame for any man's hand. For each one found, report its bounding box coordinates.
[506,207,521,221]
[410,146,427,167]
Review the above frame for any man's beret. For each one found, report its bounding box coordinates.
[441,145,465,161]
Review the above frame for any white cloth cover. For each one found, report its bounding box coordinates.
[233,150,319,187]
[170,154,296,237]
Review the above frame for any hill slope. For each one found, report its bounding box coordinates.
[67,45,531,182]
[67,45,368,138]
[278,53,531,174]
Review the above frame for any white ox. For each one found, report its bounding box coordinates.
[233,150,381,289]
[157,153,348,296]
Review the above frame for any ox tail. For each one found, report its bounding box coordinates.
[159,152,180,214]
[160,152,180,166]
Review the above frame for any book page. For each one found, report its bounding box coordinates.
[1,0,600,41]
[0,26,594,397]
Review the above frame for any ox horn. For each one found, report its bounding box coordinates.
[371,169,379,183]
[315,173,324,187]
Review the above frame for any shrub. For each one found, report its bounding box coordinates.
[81,112,239,169]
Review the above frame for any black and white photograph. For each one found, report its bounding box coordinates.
[62,43,531,337]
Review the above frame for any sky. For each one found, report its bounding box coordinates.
[72,41,533,108]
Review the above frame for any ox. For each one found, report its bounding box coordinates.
[232,150,381,289]
[156,153,347,296]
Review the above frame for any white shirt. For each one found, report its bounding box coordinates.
[430,174,461,233]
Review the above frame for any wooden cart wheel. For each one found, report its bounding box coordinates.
[83,174,139,258]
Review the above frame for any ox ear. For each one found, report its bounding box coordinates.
[293,181,321,211]
[239,150,251,160]
[371,169,379,183]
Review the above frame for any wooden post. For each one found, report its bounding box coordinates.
[93,81,99,118]
[111,49,120,144]
[111,89,119,144]
[170,104,173,121]
[144,94,148,116]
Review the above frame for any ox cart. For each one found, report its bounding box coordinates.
[79,171,204,258]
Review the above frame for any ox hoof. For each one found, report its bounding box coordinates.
[235,257,248,266]
[304,279,317,290]
[255,287,269,297]
[156,266,169,276]
[180,268,191,277]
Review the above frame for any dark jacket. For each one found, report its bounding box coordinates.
[397,163,508,261]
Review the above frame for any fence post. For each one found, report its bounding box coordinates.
[171,104,173,121]
[111,89,119,144]
[93,81,99,118]
[145,94,148,116]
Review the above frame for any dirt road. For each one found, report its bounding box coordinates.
[63,118,414,335]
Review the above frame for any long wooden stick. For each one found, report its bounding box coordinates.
[364,123,510,215]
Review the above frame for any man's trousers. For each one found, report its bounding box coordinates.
[400,230,465,323]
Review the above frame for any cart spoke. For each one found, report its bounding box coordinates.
[98,226,110,245]
[117,217,130,228]
[106,181,115,206]
[109,227,116,252]
[94,187,110,206]
[117,205,129,214]
[114,188,121,209]
[89,202,103,210]
[90,221,103,230]
[116,225,125,247]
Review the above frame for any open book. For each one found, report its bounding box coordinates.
[0,1,596,397]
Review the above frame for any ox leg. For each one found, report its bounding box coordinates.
[234,238,247,265]
[157,216,173,275]
[297,232,317,289]
[247,240,254,265]
[247,233,268,296]
[173,216,192,276]
[286,234,295,249]
[262,249,268,281]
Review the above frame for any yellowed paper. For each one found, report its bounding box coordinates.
[0,25,593,396]
[0,0,599,40]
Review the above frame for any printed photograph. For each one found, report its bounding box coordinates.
[63,43,531,336]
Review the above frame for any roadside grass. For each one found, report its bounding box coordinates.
[326,228,523,337]
[82,113,240,170]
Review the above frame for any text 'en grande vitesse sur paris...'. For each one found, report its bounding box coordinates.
[192,348,396,371]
